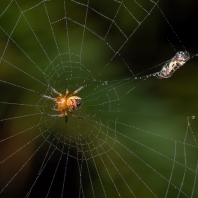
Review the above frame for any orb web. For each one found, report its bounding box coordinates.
[0,0,198,197]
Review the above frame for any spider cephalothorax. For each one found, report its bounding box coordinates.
[38,85,88,123]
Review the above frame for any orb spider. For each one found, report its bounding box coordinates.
[38,85,88,123]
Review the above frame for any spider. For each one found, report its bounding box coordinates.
[38,85,88,123]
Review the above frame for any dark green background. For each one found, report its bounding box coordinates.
[0,0,198,197]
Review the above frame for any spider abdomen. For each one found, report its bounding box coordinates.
[67,96,82,111]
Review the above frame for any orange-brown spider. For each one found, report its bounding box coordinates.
[39,85,88,123]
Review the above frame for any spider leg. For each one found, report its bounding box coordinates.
[51,108,62,111]
[44,110,68,123]
[48,86,62,95]
[65,111,68,123]
[38,92,56,101]
[68,85,87,97]
[69,110,89,120]
[42,112,64,118]
[65,88,69,97]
